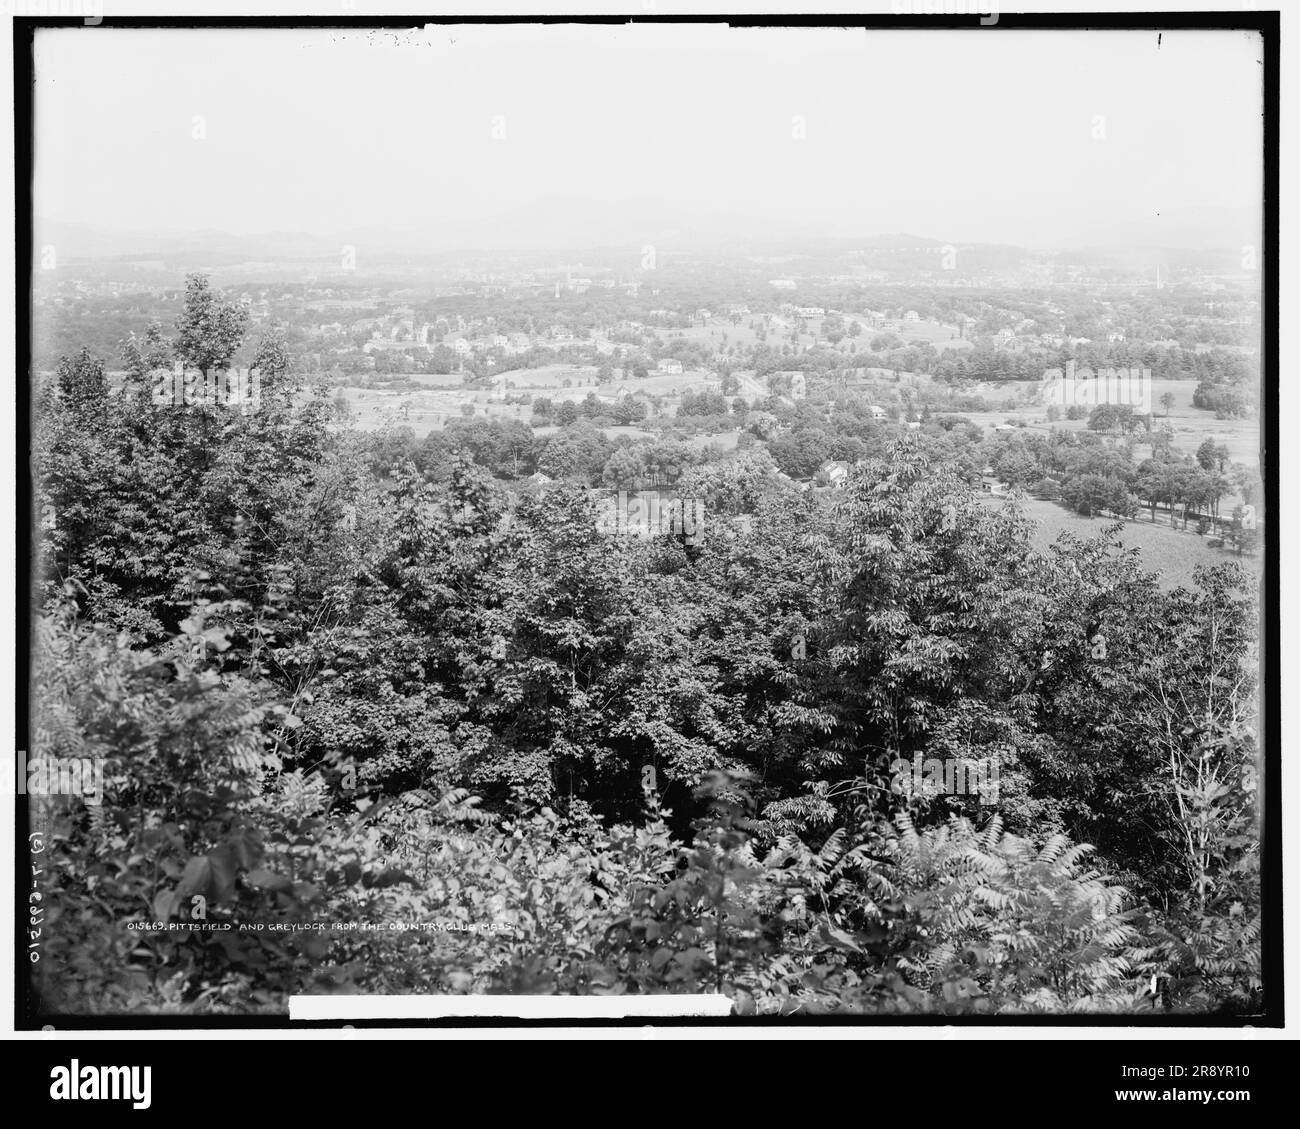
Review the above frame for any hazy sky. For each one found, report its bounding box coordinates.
[32,24,1263,248]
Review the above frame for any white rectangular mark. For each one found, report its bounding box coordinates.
[290,994,735,1021]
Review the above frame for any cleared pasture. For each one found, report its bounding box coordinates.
[978,493,1261,591]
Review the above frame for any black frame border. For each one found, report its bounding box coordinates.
[12,7,1282,1032]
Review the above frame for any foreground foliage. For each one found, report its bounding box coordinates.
[29,288,1262,1016]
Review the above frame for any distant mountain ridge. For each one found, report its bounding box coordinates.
[34,207,1258,264]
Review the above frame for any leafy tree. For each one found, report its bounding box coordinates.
[55,347,108,420]
[173,274,250,378]
[601,447,644,491]
[249,328,292,397]
[120,323,173,392]
[1088,403,1136,433]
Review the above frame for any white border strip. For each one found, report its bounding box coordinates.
[289,995,734,1020]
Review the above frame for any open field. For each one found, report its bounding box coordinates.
[663,322,765,350]
[332,361,680,433]
[334,385,532,437]
[489,363,719,400]
[333,362,720,437]
[894,318,972,350]
[491,363,603,390]
[978,493,1262,591]
[682,429,742,452]
[603,426,657,442]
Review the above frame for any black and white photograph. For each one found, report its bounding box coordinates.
[10,3,1281,1052]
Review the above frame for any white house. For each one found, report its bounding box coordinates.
[820,460,851,489]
